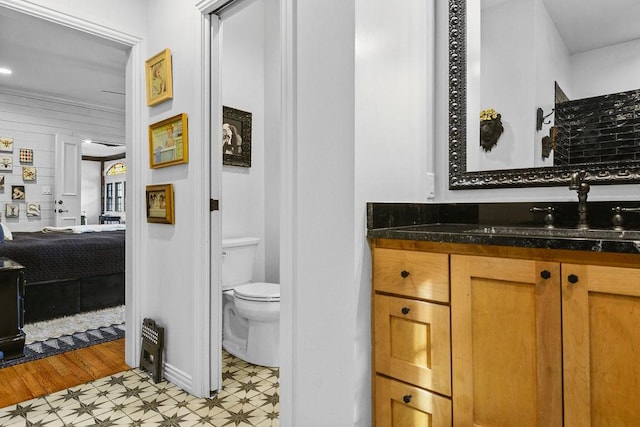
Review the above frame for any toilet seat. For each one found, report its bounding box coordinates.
[234,282,280,302]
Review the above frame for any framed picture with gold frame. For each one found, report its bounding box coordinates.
[146,184,174,224]
[145,48,173,106]
[149,113,188,168]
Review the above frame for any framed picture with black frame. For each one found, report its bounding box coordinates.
[222,106,252,167]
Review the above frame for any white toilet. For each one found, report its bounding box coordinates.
[221,237,280,367]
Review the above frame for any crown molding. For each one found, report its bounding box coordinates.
[0,0,140,46]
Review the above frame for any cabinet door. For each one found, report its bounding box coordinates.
[375,294,451,396]
[451,255,562,427]
[562,264,640,426]
[375,375,452,426]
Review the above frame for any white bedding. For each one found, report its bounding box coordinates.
[42,224,126,234]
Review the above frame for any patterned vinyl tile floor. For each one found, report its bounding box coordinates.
[0,351,279,426]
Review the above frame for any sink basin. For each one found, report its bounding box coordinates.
[468,226,640,240]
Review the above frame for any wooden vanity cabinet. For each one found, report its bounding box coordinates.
[372,247,452,426]
[372,240,640,426]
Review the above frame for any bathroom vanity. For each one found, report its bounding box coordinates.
[368,203,640,426]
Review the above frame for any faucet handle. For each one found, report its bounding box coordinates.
[530,206,556,228]
[612,206,640,230]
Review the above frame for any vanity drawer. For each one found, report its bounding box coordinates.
[375,375,452,426]
[373,248,449,302]
[374,294,451,396]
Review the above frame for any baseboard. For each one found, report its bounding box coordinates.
[162,361,193,393]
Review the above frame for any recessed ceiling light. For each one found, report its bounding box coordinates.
[83,139,93,144]
[0,67,12,75]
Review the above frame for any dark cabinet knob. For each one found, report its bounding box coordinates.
[567,274,579,284]
[403,394,412,404]
[400,270,410,278]
[401,307,410,315]
[540,270,551,280]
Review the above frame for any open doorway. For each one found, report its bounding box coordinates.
[209,0,281,419]
[0,4,131,389]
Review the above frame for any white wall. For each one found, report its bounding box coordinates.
[570,38,640,100]
[533,0,570,166]
[263,0,281,283]
[283,0,356,423]
[475,0,535,171]
[0,90,125,231]
[221,0,267,282]
[143,0,209,393]
[354,2,432,424]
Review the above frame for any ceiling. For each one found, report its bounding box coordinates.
[0,6,127,111]
[542,0,640,54]
[482,0,640,54]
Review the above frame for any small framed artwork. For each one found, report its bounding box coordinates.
[222,106,252,167]
[5,203,18,218]
[145,48,173,107]
[149,113,188,168]
[0,176,4,191]
[146,184,174,224]
[26,202,40,217]
[11,185,25,200]
[22,166,36,181]
[19,148,33,163]
[0,137,13,152]
[0,155,12,171]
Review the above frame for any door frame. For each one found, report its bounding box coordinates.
[196,0,292,409]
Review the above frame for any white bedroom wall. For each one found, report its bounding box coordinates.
[0,90,125,231]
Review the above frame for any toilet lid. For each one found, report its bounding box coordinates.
[234,282,280,302]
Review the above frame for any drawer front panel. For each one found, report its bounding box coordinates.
[375,294,451,396]
[373,248,449,303]
[375,375,452,426]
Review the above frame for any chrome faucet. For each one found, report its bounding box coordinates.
[569,170,590,229]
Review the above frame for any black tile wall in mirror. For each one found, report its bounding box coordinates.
[555,89,640,166]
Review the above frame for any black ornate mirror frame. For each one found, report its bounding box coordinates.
[448,0,640,189]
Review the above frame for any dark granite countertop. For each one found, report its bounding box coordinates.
[367,202,640,254]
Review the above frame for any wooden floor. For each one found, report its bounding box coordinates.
[0,338,128,408]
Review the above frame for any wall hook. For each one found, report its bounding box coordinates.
[536,107,555,131]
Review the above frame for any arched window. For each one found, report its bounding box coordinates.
[105,161,127,212]
[105,161,127,176]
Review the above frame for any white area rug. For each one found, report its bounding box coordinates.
[22,305,125,344]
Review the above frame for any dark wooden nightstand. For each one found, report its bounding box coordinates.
[0,258,26,361]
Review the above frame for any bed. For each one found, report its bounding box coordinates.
[0,224,125,323]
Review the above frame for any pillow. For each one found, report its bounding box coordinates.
[1,223,12,240]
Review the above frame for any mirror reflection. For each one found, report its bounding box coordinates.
[450,0,640,189]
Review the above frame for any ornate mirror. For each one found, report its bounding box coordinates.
[449,0,640,189]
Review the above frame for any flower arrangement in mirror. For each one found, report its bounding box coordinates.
[479,108,504,152]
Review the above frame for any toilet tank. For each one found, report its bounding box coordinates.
[221,237,260,289]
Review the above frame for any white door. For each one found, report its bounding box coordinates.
[54,134,82,227]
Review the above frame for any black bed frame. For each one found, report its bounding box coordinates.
[24,273,125,323]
